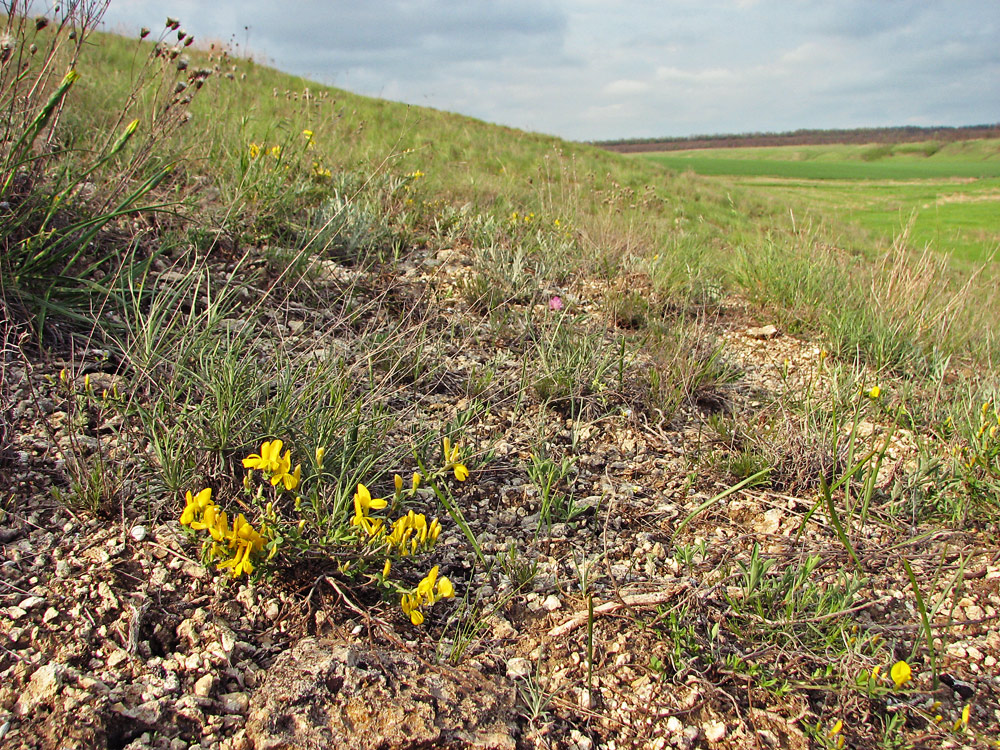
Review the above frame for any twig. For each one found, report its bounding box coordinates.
[549,587,686,638]
[145,539,199,565]
[867,613,1000,633]
[323,575,408,651]
[127,588,151,654]
[731,596,890,627]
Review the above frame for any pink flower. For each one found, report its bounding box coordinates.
[549,296,564,311]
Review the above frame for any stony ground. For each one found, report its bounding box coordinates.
[2,244,998,749]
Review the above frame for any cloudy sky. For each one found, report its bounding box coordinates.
[100,1,1000,142]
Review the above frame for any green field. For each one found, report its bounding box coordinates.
[639,141,1000,265]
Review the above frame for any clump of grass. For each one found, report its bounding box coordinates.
[641,317,739,424]
[1,5,217,342]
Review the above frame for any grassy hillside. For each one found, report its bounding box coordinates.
[3,11,1000,750]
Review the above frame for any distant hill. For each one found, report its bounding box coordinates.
[594,125,1000,153]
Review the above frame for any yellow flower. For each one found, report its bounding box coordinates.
[218,543,254,577]
[868,385,881,400]
[394,474,403,494]
[890,660,911,688]
[828,720,842,737]
[302,129,313,139]
[190,501,217,532]
[180,488,213,525]
[273,463,301,491]
[443,437,470,481]
[269,144,281,158]
[353,483,387,517]
[401,593,424,625]
[417,565,439,600]
[871,665,881,679]
[315,446,325,469]
[232,513,265,552]
[207,509,229,542]
[248,142,261,159]
[382,559,391,578]
[411,472,422,491]
[436,576,455,599]
[243,440,284,473]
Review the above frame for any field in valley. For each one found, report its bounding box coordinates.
[637,141,1000,267]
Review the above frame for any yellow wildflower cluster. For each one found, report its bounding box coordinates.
[976,400,1000,440]
[400,565,455,625]
[386,510,442,556]
[246,142,282,160]
[243,439,301,491]
[312,161,332,180]
[957,400,1000,474]
[180,488,269,577]
[349,482,441,555]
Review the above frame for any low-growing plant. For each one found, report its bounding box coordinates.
[179,434,474,626]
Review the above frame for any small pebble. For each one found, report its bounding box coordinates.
[704,721,727,742]
[218,691,249,715]
[506,657,532,679]
[193,673,216,698]
[130,525,148,542]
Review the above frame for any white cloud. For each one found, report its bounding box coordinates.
[603,79,650,96]
[99,0,1000,140]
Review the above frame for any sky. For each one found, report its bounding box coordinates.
[99,1,1000,142]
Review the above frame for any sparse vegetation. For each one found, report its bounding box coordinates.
[2,5,998,749]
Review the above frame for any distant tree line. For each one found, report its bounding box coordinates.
[592,125,1000,153]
